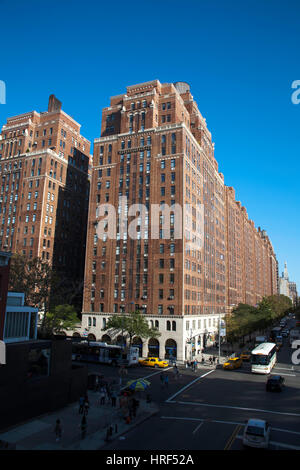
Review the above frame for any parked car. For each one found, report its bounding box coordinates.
[266,375,285,392]
[223,356,243,370]
[139,357,169,368]
[243,419,270,448]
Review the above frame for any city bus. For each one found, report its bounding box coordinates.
[251,342,277,374]
[71,341,139,366]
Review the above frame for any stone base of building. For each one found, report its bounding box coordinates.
[76,312,225,363]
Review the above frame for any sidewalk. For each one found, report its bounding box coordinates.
[0,391,158,450]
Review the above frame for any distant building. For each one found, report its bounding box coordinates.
[279,261,297,304]
[289,282,298,306]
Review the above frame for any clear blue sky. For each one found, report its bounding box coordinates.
[1,0,300,289]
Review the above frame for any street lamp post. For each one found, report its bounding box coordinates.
[218,314,221,365]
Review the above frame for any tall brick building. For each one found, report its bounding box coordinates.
[80,79,278,362]
[0,95,91,309]
[225,186,278,310]
[82,80,228,361]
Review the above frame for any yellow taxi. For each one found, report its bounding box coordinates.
[139,357,169,368]
[223,356,243,370]
[240,351,251,361]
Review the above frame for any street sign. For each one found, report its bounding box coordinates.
[219,319,226,337]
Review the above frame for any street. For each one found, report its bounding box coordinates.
[84,318,300,450]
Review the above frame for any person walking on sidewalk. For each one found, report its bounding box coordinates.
[80,415,87,440]
[164,374,169,389]
[83,395,90,416]
[54,419,62,442]
[78,395,85,414]
[99,386,106,405]
[160,372,165,390]
[111,389,117,407]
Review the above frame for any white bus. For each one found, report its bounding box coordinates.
[251,342,277,374]
[72,341,139,366]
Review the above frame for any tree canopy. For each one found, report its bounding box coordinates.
[102,310,161,346]
[43,304,79,336]
[225,295,292,345]
[8,253,57,312]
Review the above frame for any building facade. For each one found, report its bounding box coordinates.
[279,261,298,305]
[82,80,229,362]
[0,96,91,308]
[289,282,298,306]
[81,79,279,362]
[225,186,278,310]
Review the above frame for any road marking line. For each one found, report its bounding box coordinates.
[273,367,294,371]
[235,435,300,450]
[271,373,296,376]
[161,416,243,426]
[169,400,300,417]
[192,422,204,434]
[271,427,300,436]
[165,369,215,403]
[161,416,300,438]
[120,367,173,389]
[224,424,242,450]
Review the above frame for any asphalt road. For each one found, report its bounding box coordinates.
[83,317,300,450]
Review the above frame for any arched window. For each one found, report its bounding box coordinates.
[172,321,176,331]
[166,320,171,331]
[93,317,96,327]
[88,317,91,327]
[155,320,159,329]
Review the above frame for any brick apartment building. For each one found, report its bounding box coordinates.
[225,186,278,310]
[82,80,230,362]
[80,80,279,363]
[0,95,91,309]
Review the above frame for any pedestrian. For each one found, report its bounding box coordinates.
[80,415,87,439]
[160,372,165,389]
[54,419,62,442]
[111,390,117,407]
[128,397,134,419]
[83,396,90,416]
[193,359,197,371]
[94,375,99,392]
[132,397,139,417]
[164,374,169,389]
[209,356,213,365]
[78,395,84,414]
[173,364,179,380]
[99,386,106,405]
[201,356,205,365]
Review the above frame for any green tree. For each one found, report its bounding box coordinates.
[102,311,161,346]
[8,253,58,315]
[43,304,79,336]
